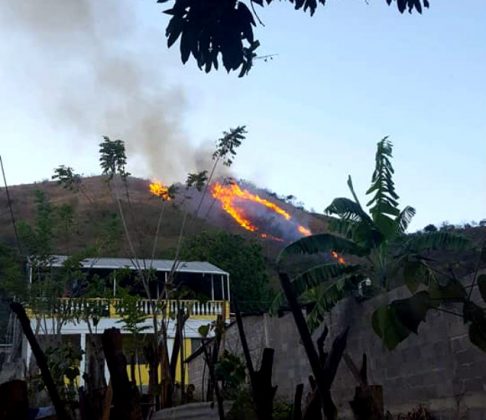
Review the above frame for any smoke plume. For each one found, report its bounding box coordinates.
[0,0,213,182]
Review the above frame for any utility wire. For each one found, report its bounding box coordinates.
[0,155,22,255]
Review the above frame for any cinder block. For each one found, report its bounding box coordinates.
[455,349,477,365]
[466,408,486,420]
[463,378,486,393]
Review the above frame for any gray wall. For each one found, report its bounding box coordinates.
[187,285,486,419]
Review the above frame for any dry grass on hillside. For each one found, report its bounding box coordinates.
[0,176,328,260]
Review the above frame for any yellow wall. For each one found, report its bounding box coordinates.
[175,338,192,384]
[125,338,192,387]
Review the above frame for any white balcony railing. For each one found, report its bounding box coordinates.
[29,298,228,320]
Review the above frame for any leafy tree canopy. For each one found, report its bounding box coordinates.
[0,244,24,341]
[159,0,430,76]
[275,138,473,350]
[186,170,209,192]
[179,230,274,312]
[213,126,247,166]
[99,136,130,180]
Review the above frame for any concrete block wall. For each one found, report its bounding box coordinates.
[187,285,486,418]
[325,289,486,418]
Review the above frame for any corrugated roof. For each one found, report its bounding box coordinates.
[49,255,228,276]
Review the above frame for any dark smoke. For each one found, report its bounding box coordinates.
[0,0,214,182]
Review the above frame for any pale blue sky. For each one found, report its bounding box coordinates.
[0,0,485,231]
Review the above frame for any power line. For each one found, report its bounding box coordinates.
[254,53,278,62]
[0,155,22,255]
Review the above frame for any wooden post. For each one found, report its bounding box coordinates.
[10,302,70,420]
[279,273,349,420]
[169,308,189,405]
[292,384,304,420]
[234,302,254,376]
[345,353,384,420]
[234,302,277,420]
[101,328,142,420]
[169,309,185,382]
[201,339,225,420]
[253,348,278,419]
[101,382,113,420]
[159,341,172,409]
[302,376,322,420]
[278,273,330,418]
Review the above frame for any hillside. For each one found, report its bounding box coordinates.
[1,174,485,343]
[0,175,329,261]
[1,175,484,275]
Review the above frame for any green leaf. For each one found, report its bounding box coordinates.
[269,291,286,315]
[212,126,247,166]
[373,213,398,239]
[396,206,416,233]
[277,233,368,263]
[403,261,422,293]
[325,197,370,223]
[372,305,411,350]
[429,278,466,303]
[198,324,210,338]
[304,274,362,331]
[463,301,485,324]
[391,291,433,334]
[478,274,486,303]
[327,218,357,238]
[291,263,361,297]
[270,265,362,318]
[180,29,191,64]
[469,317,486,352]
[404,232,469,253]
[347,175,365,211]
[366,138,401,225]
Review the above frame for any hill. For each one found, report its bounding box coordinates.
[1,175,483,277]
[1,174,485,344]
[0,175,328,261]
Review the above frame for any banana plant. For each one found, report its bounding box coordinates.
[274,138,471,348]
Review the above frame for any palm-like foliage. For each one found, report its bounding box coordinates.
[99,136,130,180]
[212,126,247,167]
[186,170,208,192]
[275,138,469,347]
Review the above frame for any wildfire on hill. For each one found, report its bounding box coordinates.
[210,181,346,264]
[149,181,172,201]
[147,179,346,264]
[211,181,311,241]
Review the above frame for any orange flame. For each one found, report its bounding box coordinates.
[149,181,172,201]
[331,251,346,265]
[211,182,311,240]
[298,225,312,236]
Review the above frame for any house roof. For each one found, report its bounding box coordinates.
[48,255,229,276]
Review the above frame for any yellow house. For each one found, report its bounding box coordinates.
[23,256,231,388]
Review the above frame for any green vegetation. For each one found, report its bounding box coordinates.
[180,231,274,312]
[0,244,23,342]
[275,138,486,352]
[43,342,84,408]
[214,350,246,399]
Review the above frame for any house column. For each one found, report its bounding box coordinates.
[211,275,214,301]
[227,274,231,301]
[26,343,32,372]
[113,272,117,297]
[80,333,87,387]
